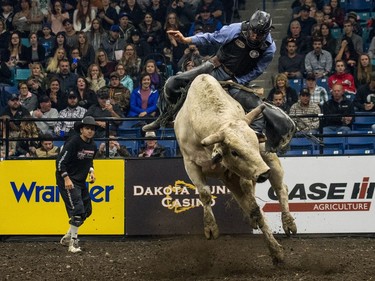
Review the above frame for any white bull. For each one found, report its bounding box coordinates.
[174,74,297,264]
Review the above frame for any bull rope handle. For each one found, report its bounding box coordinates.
[219,81,264,97]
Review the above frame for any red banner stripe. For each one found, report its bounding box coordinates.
[263,202,372,212]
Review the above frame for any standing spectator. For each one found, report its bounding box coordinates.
[118,12,135,41]
[85,88,124,138]
[138,12,163,52]
[35,135,60,158]
[76,31,95,74]
[328,60,356,96]
[320,23,337,59]
[0,0,14,32]
[305,73,329,107]
[305,36,332,79]
[47,0,70,35]
[122,0,144,28]
[281,20,312,56]
[100,24,126,61]
[56,116,98,253]
[267,73,298,109]
[73,0,97,32]
[86,63,107,92]
[128,72,158,117]
[118,42,141,82]
[18,81,38,112]
[86,18,107,52]
[32,95,59,134]
[39,23,56,61]
[29,0,44,34]
[329,0,345,28]
[354,53,373,87]
[322,84,354,133]
[54,91,87,136]
[116,63,133,92]
[290,88,321,134]
[353,72,375,112]
[62,18,79,50]
[336,20,363,56]
[97,0,118,32]
[278,38,305,79]
[12,0,32,38]
[94,48,117,79]
[138,130,165,157]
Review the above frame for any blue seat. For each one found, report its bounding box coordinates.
[346,0,373,11]
[323,148,343,155]
[323,136,346,153]
[119,140,138,156]
[119,119,146,129]
[158,140,178,157]
[157,128,175,138]
[289,137,315,152]
[344,148,374,155]
[346,136,375,150]
[117,127,141,138]
[288,79,303,93]
[14,68,31,82]
[316,77,329,92]
[352,114,375,131]
[330,27,342,39]
[284,149,312,156]
[21,38,30,48]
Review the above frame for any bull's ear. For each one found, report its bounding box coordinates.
[201,131,224,146]
[244,104,266,125]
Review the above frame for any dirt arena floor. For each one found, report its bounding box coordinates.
[1,234,375,281]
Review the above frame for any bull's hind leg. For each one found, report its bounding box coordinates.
[183,160,219,239]
[260,144,297,236]
[222,173,284,265]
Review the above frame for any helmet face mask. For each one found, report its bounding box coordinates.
[246,10,272,47]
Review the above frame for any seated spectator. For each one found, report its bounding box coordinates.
[47,0,70,35]
[69,48,87,77]
[55,58,79,97]
[46,77,65,111]
[166,0,195,31]
[328,60,356,96]
[267,73,298,109]
[138,12,163,52]
[146,0,167,28]
[96,133,131,158]
[354,54,373,87]
[127,29,152,60]
[142,59,164,91]
[4,31,30,69]
[97,0,118,32]
[0,52,12,85]
[281,21,312,56]
[105,71,131,114]
[195,0,224,22]
[85,87,124,138]
[329,0,345,28]
[322,4,334,27]
[100,25,126,61]
[278,38,305,79]
[353,72,375,112]
[30,62,48,91]
[289,88,321,134]
[73,0,97,32]
[336,20,363,57]
[293,4,317,37]
[305,36,333,79]
[86,18,107,53]
[0,6,12,45]
[188,5,223,37]
[26,76,45,102]
[86,63,106,93]
[119,43,142,83]
[54,91,87,137]
[74,76,98,110]
[18,81,38,113]
[347,11,362,37]
[35,135,60,158]
[12,0,32,38]
[177,44,204,72]
[116,63,134,92]
[95,48,117,80]
[320,23,337,59]
[46,47,67,75]
[138,131,165,157]
[28,32,46,65]
[76,31,96,75]
[305,73,329,107]
[39,23,55,61]
[15,121,40,158]
[51,32,71,60]
[128,72,159,117]
[32,95,59,134]
[322,84,354,133]
[368,37,375,60]
[335,37,358,74]
[271,91,290,113]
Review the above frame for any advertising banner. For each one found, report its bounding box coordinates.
[0,160,125,235]
[125,158,253,235]
[255,156,375,234]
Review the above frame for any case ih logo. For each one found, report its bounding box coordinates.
[263,177,374,212]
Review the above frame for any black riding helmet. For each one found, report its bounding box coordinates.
[244,10,272,47]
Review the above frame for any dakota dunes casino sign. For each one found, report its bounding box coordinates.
[0,160,124,235]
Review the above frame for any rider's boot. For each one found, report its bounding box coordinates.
[142,61,215,132]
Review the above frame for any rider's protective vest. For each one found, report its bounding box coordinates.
[216,21,271,77]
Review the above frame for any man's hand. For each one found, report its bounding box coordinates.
[167,30,191,44]
[64,176,74,190]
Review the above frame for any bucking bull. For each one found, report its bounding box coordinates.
[174,74,297,264]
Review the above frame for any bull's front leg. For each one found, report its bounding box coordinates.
[223,174,284,265]
[183,159,219,240]
[260,144,297,236]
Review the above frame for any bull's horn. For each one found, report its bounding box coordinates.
[244,104,266,125]
[201,131,225,146]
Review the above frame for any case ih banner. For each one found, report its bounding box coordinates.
[126,156,375,235]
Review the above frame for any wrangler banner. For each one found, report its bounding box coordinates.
[125,158,251,235]
[0,160,124,235]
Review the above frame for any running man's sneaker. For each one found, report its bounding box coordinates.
[60,233,71,246]
[68,238,82,253]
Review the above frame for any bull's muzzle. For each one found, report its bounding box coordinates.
[256,169,270,183]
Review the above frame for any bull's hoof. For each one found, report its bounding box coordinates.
[282,212,297,236]
[270,245,284,266]
[204,224,219,240]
